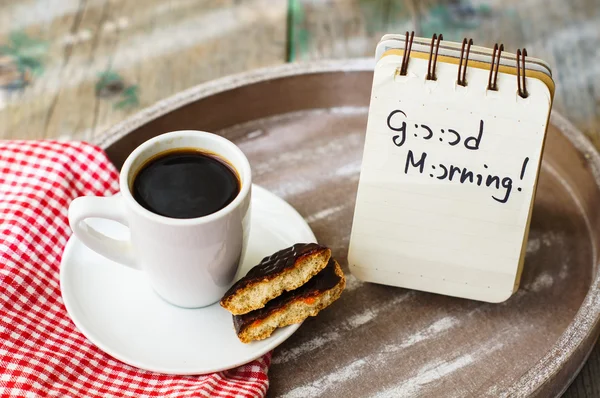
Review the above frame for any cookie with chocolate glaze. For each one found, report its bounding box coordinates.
[233,258,345,343]
[220,243,331,315]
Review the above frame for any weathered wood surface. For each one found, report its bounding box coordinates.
[567,341,600,398]
[1,0,598,145]
[2,0,600,396]
[0,0,287,141]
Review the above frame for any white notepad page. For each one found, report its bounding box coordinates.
[348,53,552,302]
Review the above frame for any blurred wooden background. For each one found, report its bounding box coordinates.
[1,0,599,146]
[1,0,599,396]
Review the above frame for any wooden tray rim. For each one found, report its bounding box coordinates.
[94,59,600,397]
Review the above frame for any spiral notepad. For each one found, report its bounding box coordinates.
[348,33,555,302]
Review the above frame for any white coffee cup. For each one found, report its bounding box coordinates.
[68,130,252,308]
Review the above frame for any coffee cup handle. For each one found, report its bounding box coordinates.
[68,195,139,270]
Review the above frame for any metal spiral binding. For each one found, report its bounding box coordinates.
[457,38,473,86]
[516,48,528,98]
[398,34,527,96]
[399,31,415,76]
[488,43,504,91]
[426,33,443,81]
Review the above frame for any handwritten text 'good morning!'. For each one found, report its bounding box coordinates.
[387,110,530,204]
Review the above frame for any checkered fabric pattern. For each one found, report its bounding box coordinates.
[0,141,270,397]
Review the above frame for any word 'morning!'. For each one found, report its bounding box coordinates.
[404,150,529,204]
[384,109,531,204]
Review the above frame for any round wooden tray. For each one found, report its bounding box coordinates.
[97,60,600,397]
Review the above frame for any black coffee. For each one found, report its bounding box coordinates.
[132,149,240,219]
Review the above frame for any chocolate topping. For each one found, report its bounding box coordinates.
[233,257,341,333]
[222,243,326,299]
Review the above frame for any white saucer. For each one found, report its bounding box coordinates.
[60,185,316,375]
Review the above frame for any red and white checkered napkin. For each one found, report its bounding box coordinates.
[0,141,270,397]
